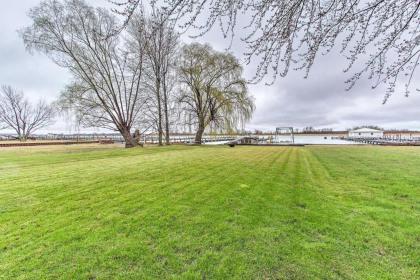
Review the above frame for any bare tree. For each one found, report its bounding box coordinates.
[129,9,180,145]
[111,0,420,101]
[178,43,255,144]
[21,0,146,148]
[0,85,55,141]
[158,19,179,145]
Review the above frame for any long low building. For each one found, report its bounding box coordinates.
[349,128,384,138]
[349,129,420,139]
[279,128,420,140]
[384,130,420,139]
[294,131,348,137]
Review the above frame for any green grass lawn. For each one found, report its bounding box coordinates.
[0,144,419,279]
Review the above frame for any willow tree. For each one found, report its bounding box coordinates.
[21,0,146,148]
[178,43,254,144]
[112,0,420,101]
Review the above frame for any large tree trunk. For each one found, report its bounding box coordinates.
[19,127,26,142]
[163,89,170,145]
[121,127,137,148]
[194,120,205,144]
[164,114,170,144]
[18,130,27,142]
[156,79,163,146]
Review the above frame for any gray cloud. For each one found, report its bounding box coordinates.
[0,1,419,133]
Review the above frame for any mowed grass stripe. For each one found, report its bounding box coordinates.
[0,145,418,279]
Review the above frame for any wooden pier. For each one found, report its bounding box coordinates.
[226,136,304,147]
[344,137,420,146]
[143,135,237,144]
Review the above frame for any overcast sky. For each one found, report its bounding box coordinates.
[1,1,419,133]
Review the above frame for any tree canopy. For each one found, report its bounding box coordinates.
[111,0,420,101]
[178,43,255,143]
[22,0,146,147]
[0,85,55,141]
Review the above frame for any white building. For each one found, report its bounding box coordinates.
[349,128,384,138]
